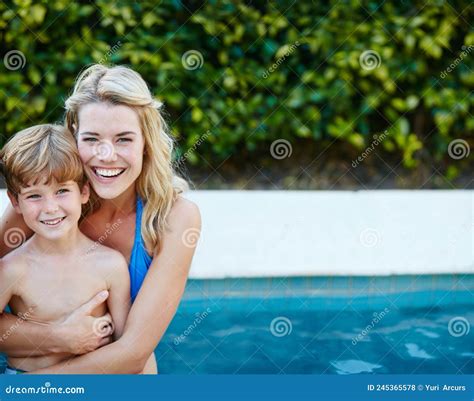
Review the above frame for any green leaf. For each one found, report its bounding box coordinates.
[191,108,203,123]
[30,4,47,24]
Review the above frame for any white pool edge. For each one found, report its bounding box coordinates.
[1,189,473,278]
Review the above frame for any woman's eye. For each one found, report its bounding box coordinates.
[118,138,132,143]
[83,137,98,142]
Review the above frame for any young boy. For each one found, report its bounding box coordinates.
[0,124,130,373]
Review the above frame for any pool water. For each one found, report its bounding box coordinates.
[155,275,474,374]
[156,299,473,374]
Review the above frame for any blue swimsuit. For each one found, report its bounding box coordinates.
[129,197,153,302]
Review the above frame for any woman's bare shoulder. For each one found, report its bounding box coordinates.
[167,196,201,230]
[149,196,202,259]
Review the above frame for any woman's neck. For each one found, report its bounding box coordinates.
[99,184,137,220]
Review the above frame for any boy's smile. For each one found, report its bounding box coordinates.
[40,216,67,226]
[10,178,89,242]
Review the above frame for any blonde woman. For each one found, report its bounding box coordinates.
[0,65,201,373]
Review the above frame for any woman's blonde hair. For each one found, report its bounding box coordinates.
[0,124,86,198]
[64,64,188,252]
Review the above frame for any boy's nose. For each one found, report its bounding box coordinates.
[44,198,59,214]
[95,141,117,162]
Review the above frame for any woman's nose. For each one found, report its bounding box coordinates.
[94,141,117,162]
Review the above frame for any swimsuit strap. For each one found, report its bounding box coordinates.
[134,196,144,246]
[129,196,153,302]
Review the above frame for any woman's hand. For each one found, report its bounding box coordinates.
[56,291,114,355]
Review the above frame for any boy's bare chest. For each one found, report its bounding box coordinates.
[11,263,107,322]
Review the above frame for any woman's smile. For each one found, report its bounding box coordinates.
[92,166,127,180]
[89,166,127,185]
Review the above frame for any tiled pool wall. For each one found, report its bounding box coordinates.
[179,274,474,312]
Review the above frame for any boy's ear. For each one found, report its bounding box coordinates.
[7,191,22,214]
[80,182,90,204]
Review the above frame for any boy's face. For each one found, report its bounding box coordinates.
[9,178,89,241]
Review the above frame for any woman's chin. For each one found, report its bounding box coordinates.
[90,179,137,201]
[92,185,124,200]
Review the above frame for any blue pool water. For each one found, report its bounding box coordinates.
[155,275,474,374]
[156,299,473,374]
[1,275,473,374]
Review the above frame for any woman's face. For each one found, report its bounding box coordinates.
[76,102,145,200]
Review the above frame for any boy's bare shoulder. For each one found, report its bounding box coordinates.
[86,243,128,275]
[0,246,29,282]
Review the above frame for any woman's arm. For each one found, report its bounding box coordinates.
[30,198,201,374]
[0,291,114,356]
[0,313,61,356]
[0,203,33,257]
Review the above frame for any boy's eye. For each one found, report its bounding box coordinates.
[57,188,70,194]
[26,194,40,199]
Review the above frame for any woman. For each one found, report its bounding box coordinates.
[0,64,201,373]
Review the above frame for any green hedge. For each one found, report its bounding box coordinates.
[1,0,473,175]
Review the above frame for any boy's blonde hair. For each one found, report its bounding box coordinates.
[0,124,85,198]
[65,64,188,252]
